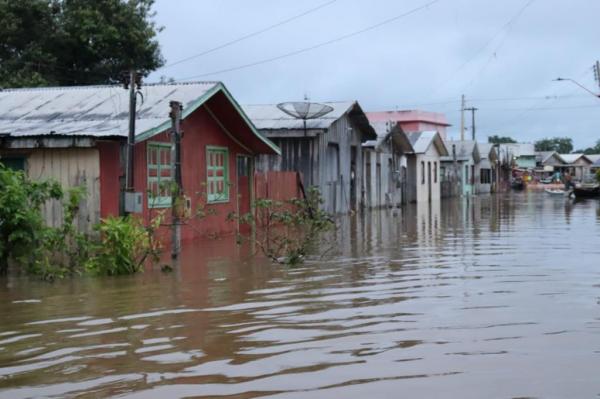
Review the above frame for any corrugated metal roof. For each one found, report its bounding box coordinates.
[407,130,448,155]
[478,143,494,159]
[585,154,600,163]
[0,82,219,138]
[559,153,591,164]
[440,139,479,161]
[242,101,355,130]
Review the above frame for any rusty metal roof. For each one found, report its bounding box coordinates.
[0,82,219,138]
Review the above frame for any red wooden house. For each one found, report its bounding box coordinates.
[0,82,280,239]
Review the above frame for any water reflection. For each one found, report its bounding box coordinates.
[1,193,600,398]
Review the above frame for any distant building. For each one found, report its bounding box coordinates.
[497,143,536,169]
[476,143,498,194]
[366,110,450,139]
[243,101,377,214]
[440,140,480,196]
[558,153,593,181]
[362,120,413,208]
[405,131,448,203]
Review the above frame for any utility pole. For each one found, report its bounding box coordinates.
[125,69,138,193]
[460,94,465,141]
[594,60,600,90]
[465,107,478,141]
[169,101,183,260]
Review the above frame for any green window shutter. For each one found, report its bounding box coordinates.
[206,146,230,203]
[147,142,173,208]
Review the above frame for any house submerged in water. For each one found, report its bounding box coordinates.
[0,82,281,239]
[243,101,377,214]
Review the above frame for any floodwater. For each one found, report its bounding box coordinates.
[1,192,600,399]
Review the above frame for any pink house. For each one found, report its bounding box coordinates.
[366,110,450,139]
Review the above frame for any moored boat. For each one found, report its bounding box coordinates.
[545,188,566,196]
[572,183,600,198]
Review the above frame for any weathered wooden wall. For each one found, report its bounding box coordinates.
[316,114,364,214]
[27,148,101,232]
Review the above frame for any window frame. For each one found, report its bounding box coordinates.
[206,145,230,204]
[147,142,173,209]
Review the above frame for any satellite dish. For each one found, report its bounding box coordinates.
[277,101,334,120]
[277,101,334,136]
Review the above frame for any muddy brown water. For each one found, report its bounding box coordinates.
[1,192,600,398]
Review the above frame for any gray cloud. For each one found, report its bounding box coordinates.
[149,0,600,149]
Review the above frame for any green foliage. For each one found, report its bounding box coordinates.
[0,0,164,88]
[596,169,600,184]
[488,135,517,144]
[234,188,335,265]
[0,165,161,278]
[534,137,573,153]
[85,215,161,276]
[0,165,63,274]
[575,139,600,155]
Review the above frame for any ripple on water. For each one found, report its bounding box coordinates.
[1,194,600,398]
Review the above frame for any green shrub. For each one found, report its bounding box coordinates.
[1,164,162,279]
[233,187,335,265]
[85,215,161,276]
[0,165,63,274]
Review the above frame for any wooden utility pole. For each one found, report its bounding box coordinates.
[460,94,465,141]
[594,60,600,90]
[465,107,478,141]
[125,70,137,193]
[169,101,183,260]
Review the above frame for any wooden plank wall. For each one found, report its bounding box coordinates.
[27,148,101,233]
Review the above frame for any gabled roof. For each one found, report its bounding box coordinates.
[406,131,448,155]
[478,143,497,161]
[559,153,593,165]
[242,101,377,140]
[535,151,566,164]
[362,120,413,153]
[0,82,280,154]
[585,154,600,163]
[441,140,480,162]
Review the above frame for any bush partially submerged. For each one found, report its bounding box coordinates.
[85,216,162,276]
[232,187,335,265]
[0,164,162,279]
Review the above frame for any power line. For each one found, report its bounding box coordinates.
[392,94,589,109]
[426,0,536,99]
[173,0,441,81]
[462,0,536,92]
[160,0,338,71]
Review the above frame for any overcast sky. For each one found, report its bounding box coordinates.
[149,0,600,149]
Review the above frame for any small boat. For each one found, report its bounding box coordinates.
[572,183,600,198]
[545,188,566,196]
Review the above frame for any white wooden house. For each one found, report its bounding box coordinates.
[405,131,448,203]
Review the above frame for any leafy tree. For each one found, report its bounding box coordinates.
[0,0,164,88]
[574,139,600,154]
[534,137,573,154]
[488,135,517,144]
